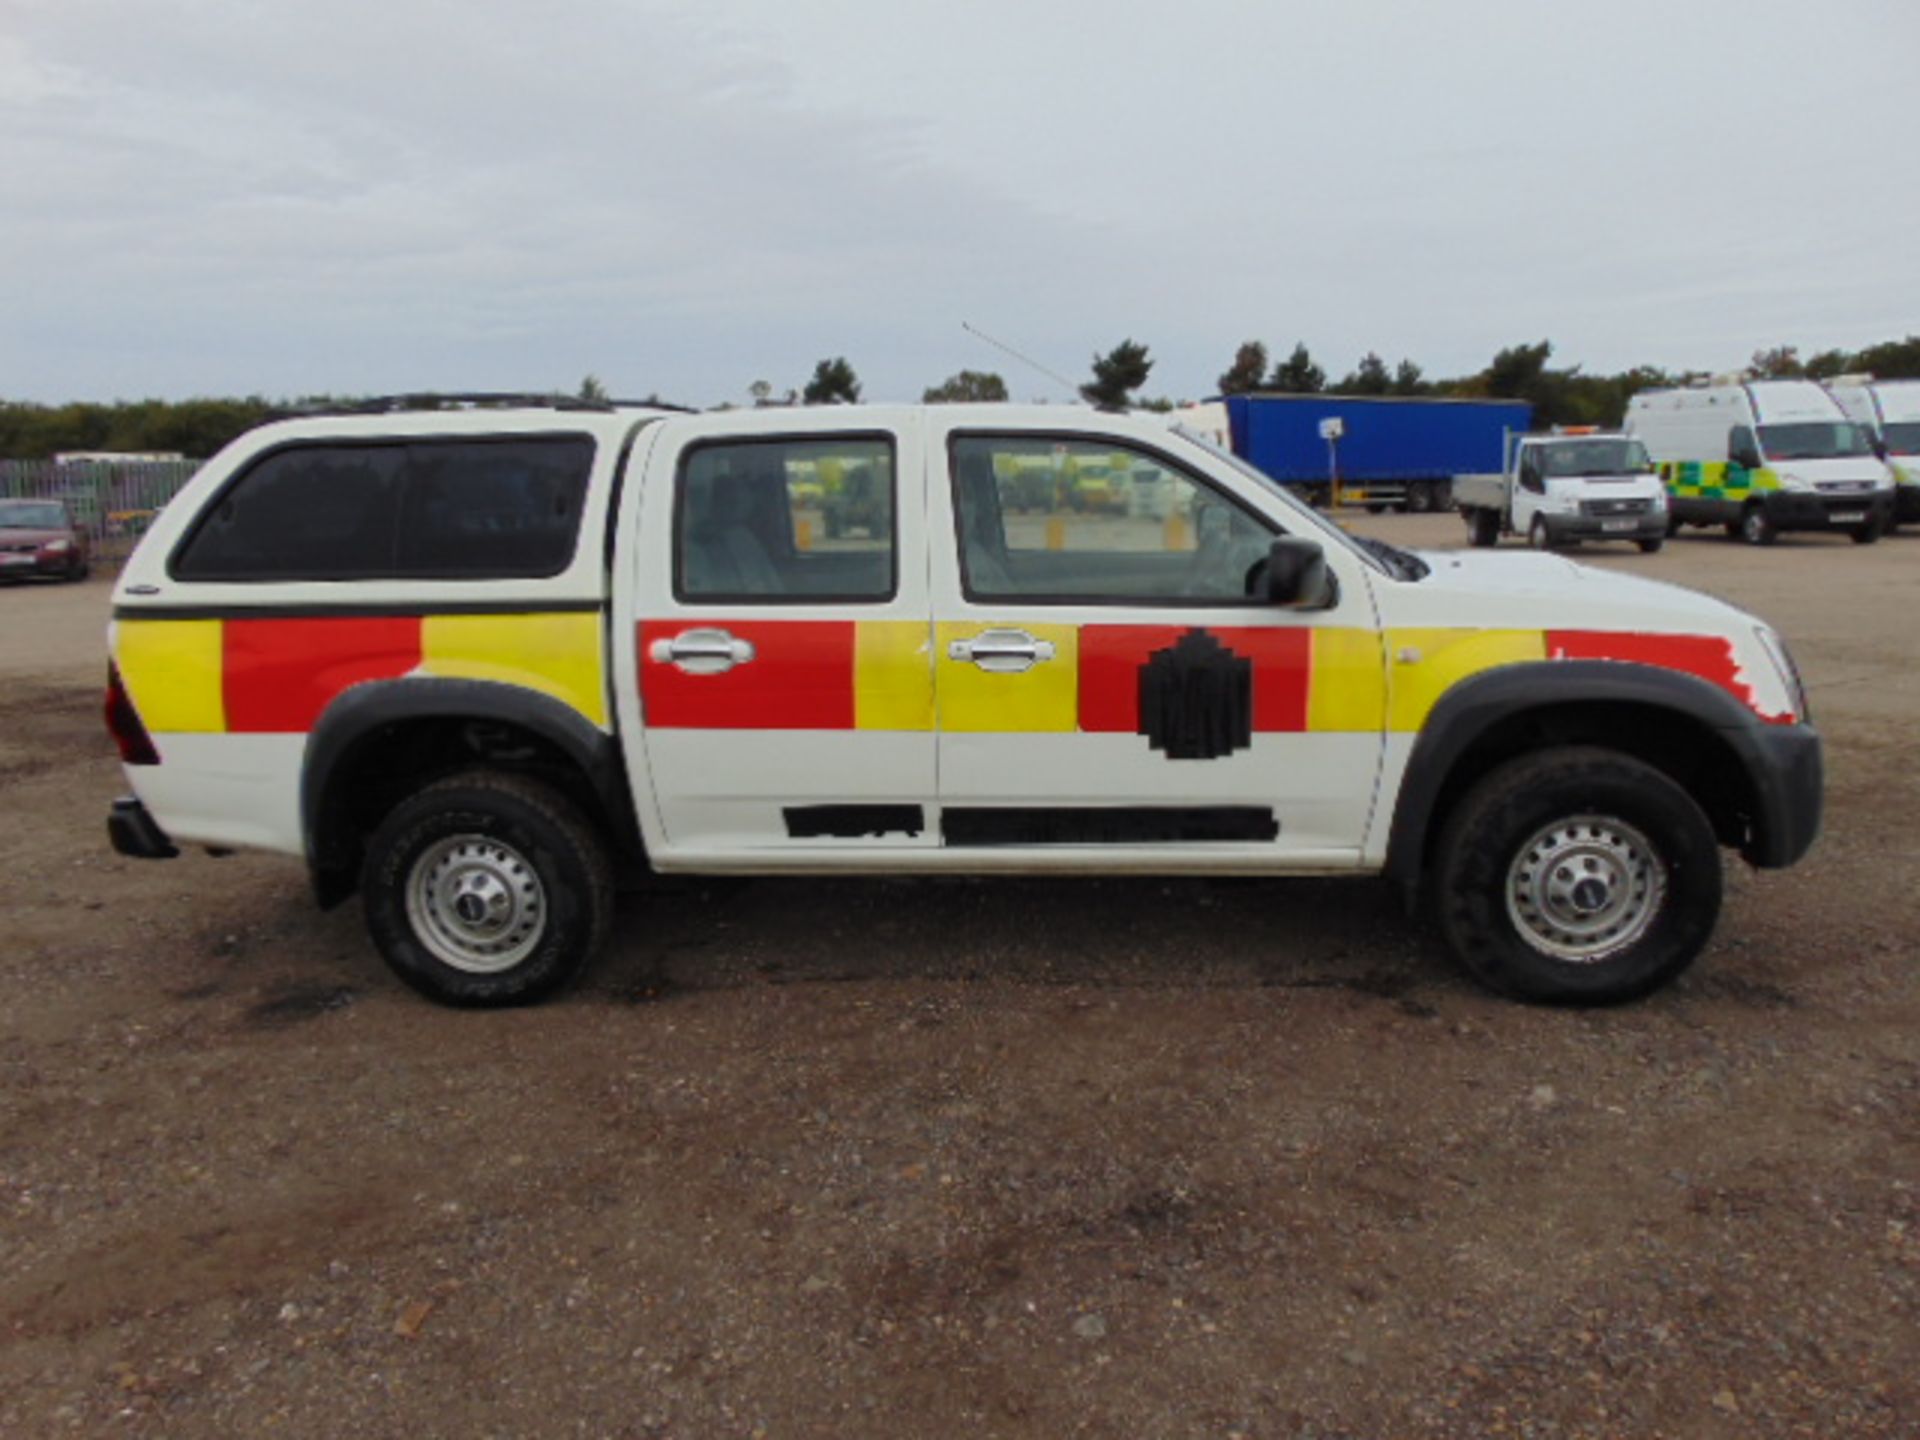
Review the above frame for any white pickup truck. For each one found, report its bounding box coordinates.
[105,399,1820,1008]
[1455,431,1670,553]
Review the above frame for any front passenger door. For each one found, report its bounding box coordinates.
[929,429,1384,863]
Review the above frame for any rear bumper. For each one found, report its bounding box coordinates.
[108,795,179,859]
[1730,723,1823,869]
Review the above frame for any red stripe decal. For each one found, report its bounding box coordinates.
[1547,630,1791,723]
[1078,624,1312,734]
[224,617,423,732]
[1078,625,1187,731]
[639,619,855,729]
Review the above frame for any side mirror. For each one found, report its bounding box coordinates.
[1728,429,1763,469]
[1259,537,1336,608]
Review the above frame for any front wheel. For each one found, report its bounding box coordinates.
[1466,509,1500,548]
[1636,537,1664,554]
[1739,504,1776,546]
[362,772,614,1006]
[1527,514,1559,551]
[1850,518,1882,545]
[1432,747,1722,1004]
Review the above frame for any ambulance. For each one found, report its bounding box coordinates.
[1824,376,1920,528]
[1625,379,1894,545]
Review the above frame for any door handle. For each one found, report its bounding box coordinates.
[649,628,756,674]
[948,628,1056,673]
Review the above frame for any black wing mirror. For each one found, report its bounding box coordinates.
[1257,537,1337,609]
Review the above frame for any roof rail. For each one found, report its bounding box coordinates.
[281,392,698,418]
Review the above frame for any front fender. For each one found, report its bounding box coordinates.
[1382,659,1819,891]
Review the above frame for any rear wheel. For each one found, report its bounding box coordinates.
[1739,504,1776,546]
[362,771,613,1006]
[1432,747,1721,1004]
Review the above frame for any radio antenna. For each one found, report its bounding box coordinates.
[962,321,1081,397]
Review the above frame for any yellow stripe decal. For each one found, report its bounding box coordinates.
[854,621,936,731]
[935,620,1079,732]
[419,613,608,729]
[115,619,226,732]
[1307,627,1388,733]
[1386,628,1546,733]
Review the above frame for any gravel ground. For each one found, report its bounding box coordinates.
[1,516,1916,1438]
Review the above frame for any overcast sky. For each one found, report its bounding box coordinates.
[4,0,1916,407]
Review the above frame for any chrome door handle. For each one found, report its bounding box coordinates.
[947,628,1056,673]
[649,627,756,674]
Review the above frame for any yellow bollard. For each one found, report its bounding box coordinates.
[795,517,813,551]
[1045,516,1066,551]
[1163,512,1190,551]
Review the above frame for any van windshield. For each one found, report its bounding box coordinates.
[1879,422,1920,455]
[1536,439,1654,478]
[1757,422,1871,461]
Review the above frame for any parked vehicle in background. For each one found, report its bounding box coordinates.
[1823,376,1920,528]
[1455,430,1668,552]
[1178,394,1533,512]
[1625,379,1894,545]
[0,498,90,581]
[105,398,1821,1011]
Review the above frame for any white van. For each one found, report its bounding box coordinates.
[1824,376,1920,528]
[1625,379,1894,545]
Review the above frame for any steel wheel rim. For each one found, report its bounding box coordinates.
[1505,815,1666,964]
[405,834,546,973]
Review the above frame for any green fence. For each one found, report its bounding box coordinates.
[0,459,201,568]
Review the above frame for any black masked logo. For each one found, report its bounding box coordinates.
[1136,628,1254,760]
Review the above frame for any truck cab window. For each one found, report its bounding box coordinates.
[676,437,895,601]
[951,435,1274,603]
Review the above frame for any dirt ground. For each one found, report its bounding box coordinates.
[2,516,1916,1439]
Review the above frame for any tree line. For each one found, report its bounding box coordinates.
[5,336,1916,459]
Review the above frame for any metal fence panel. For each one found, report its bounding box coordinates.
[0,459,200,567]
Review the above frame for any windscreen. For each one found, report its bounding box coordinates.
[1879,422,1920,455]
[1757,422,1871,461]
[1536,439,1653,478]
[0,501,66,528]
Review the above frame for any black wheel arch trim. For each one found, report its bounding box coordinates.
[302,678,640,907]
[1384,659,1821,894]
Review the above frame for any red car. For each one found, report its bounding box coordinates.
[0,498,90,582]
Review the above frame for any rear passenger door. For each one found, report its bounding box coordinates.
[621,413,937,859]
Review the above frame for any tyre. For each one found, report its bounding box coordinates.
[1739,504,1776,546]
[1527,514,1557,551]
[1466,510,1500,548]
[1666,512,1682,537]
[68,557,90,582]
[361,771,614,1006]
[1850,518,1881,545]
[1636,538,1664,554]
[1432,747,1722,1004]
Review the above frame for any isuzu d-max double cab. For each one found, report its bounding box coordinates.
[105,400,1821,1007]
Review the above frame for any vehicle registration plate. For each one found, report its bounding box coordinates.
[1601,519,1636,533]
[1831,511,1866,524]
[1,554,32,567]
